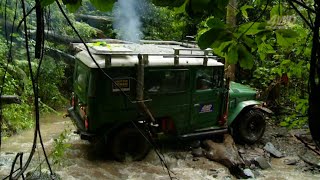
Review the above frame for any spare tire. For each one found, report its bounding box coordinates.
[111,127,151,161]
[232,109,266,144]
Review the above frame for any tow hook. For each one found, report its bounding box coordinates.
[63,113,70,118]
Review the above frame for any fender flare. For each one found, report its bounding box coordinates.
[227,100,272,125]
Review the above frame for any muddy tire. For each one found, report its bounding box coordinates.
[111,127,150,161]
[232,109,266,144]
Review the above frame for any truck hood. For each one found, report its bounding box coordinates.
[229,81,257,97]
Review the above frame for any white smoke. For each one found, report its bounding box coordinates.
[112,0,145,42]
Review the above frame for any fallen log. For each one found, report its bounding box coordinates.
[294,134,320,156]
[74,14,112,25]
[203,134,246,178]
[0,95,21,104]
[45,47,76,65]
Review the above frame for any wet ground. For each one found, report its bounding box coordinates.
[1,113,320,179]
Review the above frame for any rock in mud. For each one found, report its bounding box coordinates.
[238,148,246,154]
[239,147,266,167]
[26,170,61,180]
[243,168,255,178]
[192,147,204,157]
[283,156,300,165]
[254,147,265,155]
[254,156,271,169]
[264,142,284,158]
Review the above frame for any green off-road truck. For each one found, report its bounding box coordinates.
[67,40,271,161]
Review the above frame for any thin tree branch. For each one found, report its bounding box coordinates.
[237,0,270,40]
[16,6,35,31]
[307,9,315,28]
[288,0,316,13]
[287,0,313,29]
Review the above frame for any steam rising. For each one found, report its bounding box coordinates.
[112,0,145,42]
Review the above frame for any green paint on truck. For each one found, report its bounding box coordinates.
[67,40,271,161]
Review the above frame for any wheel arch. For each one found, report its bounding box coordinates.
[98,119,144,144]
[110,122,151,161]
[228,100,271,126]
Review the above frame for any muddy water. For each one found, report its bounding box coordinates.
[257,158,320,180]
[0,113,319,179]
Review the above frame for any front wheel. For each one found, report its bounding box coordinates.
[232,109,266,144]
[111,127,151,161]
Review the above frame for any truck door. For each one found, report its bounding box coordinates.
[191,67,223,130]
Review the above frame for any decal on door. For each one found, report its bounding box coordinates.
[199,104,213,113]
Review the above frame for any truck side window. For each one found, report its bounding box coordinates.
[196,68,213,90]
[75,64,88,93]
[196,67,223,90]
[146,69,189,93]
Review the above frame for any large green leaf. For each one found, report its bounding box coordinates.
[198,27,233,50]
[213,41,233,57]
[227,44,238,64]
[207,0,228,18]
[257,42,275,60]
[174,0,189,13]
[275,29,298,47]
[40,0,55,7]
[206,17,225,29]
[90,0,115,12]
[238,44,254,69]
[185,0,227,18]
[189,0,211,12]
[275,32,289,47]
[198,28,223,49]
[241,35,257,51]
[60,0,82,12]
[240,5,253,19]
[238,22,268,36]
[270,4,283,18]
[276,29,298,38]
[66,2,82,13]
[152,0,187,7]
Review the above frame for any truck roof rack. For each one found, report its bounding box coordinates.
[73,40,224,68]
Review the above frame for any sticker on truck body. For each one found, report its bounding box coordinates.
[199,104,213,113]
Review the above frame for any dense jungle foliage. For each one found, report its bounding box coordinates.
[0,0,316,137]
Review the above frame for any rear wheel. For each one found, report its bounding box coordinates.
[111,127,151,161]
[232,109,266,144]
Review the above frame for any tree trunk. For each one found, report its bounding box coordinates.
[309,2,320,149]
[225,0,237,81]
